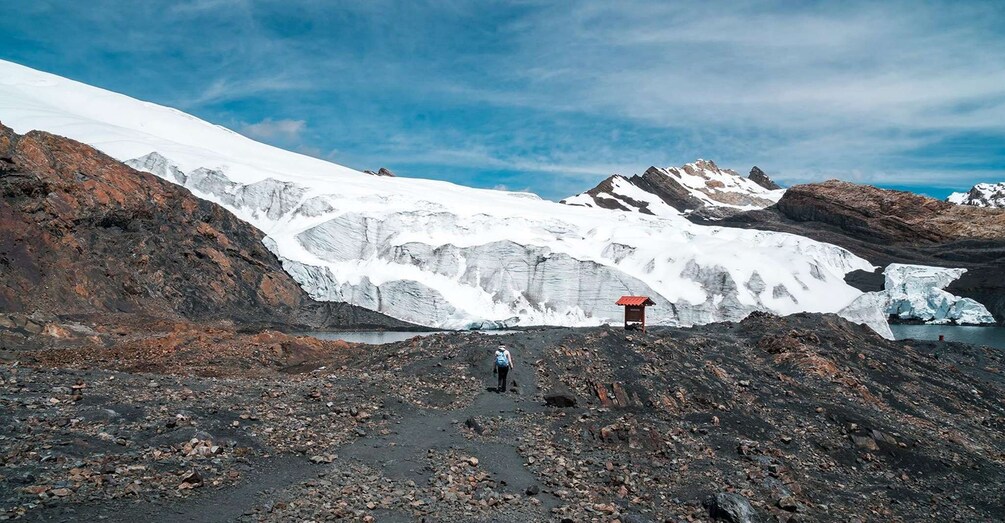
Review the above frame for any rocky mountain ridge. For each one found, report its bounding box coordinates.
[0,122,412,330]
[561,160,784,220]
[363,167,395,177]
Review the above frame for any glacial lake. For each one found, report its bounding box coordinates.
[306,325,1005,348]
[304,330,518,345]
[890,324,1005,349]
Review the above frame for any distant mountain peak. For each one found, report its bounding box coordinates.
[562,159,784,220]
[948,182,1005,208]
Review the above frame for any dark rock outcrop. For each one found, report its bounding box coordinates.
[363,167,395,177]
[714,180,1005,322]
[544,392,578,408]
[747,166,780,190]
[0,123,412,330]
[704,492,757,523]
[632,166,710,214]
[563,175,652,213]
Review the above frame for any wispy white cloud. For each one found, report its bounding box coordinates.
[192,76,313,106]
[239,118,306,141]
[6,0,1003,198]
[168,0,249,15]
[424,0,1005,190]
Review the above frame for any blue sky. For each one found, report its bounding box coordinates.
[2,0,1004,200]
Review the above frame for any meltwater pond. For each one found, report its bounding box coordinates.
[890,324,1005,349]
[304,330,518,345]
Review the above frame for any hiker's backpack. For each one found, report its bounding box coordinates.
[495,351,509,368]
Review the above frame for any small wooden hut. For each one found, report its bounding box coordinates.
[616,295,655,332]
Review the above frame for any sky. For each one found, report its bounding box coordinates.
[1,0,1004,201]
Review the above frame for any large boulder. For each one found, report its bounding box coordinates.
[704,492,758,523]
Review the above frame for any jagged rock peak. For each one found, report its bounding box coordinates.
[363,167,395,177]
[947,182,1005,208]
[668,158,742,178]
[748,166,781,190]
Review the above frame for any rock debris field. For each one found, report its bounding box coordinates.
[1,312,1004,522]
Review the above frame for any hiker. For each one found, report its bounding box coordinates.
[493,344,513,392]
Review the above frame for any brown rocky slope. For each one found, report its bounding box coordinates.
[0,122,412,330]
[715,180,1005,322]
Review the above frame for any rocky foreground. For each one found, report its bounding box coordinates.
[2,313,1003,522]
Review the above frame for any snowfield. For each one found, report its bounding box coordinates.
[0,59,887,333]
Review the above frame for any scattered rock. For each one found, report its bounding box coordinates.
[705,492,757,523]
[310,454,336,464]
[544,393,578,408]
[465,417,487,434]
[178,470,203,489]
[851,435,879,451]
[778,495,799,511]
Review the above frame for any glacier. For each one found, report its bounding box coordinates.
[0,59,887,333]
[844,264,995,327]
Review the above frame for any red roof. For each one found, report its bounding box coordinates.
[616,295,655,306]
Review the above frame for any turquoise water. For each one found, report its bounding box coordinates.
[304,330,518,345]
[890,324,1005,349]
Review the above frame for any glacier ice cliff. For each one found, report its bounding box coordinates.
[126,152,880,331]
[843,264,995,330]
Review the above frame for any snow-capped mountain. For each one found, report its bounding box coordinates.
[562,160,785,220]
[0,60,884,333]
[947,182,1005,208]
